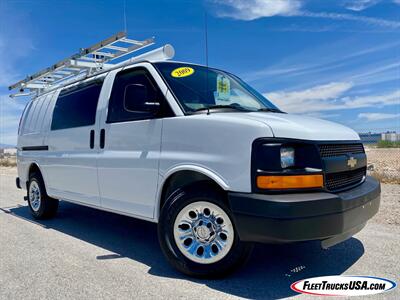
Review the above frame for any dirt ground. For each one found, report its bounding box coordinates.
[0,156,16,167]
[365,147,400,183]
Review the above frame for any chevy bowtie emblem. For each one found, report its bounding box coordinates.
[347,157,357,168]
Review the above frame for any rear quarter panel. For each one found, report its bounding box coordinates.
[17,91,58,189]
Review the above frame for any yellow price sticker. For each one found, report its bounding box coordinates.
[171,67,195,78]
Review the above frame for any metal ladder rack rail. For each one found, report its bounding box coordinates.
[8,32,155,97]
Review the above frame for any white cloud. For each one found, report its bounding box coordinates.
[344,0,380,11]
[213,0,302,20]
[358,112,400,121]
[265,82,400,113]
[287,82,354,101]
[302,112,341,119]
[301,11,400,28]
[212,0,400,28]
[265,82,354,112]
[344,90,400,108]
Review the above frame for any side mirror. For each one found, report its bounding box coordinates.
[124,84,160,113]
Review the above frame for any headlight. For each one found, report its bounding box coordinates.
[280,147,295,168]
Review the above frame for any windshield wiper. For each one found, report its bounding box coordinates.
[193,104,250,114]
[257,107,283,113]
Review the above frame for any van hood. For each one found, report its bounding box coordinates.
[204,112,360,141]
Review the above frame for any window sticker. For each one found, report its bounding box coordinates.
[215,74,230,101]
[171,67,195,78]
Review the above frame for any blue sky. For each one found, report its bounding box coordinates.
[1,0,399,145]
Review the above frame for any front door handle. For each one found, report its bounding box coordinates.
[100,129,105,149]
[90,130,95,149]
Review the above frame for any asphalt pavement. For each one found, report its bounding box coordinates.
[0,167,398,299]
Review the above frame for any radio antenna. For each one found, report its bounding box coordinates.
[204,12,209,67]
[123,0,128,33]
[204,11,210,114]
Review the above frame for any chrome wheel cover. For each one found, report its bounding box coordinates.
[173,201,234,264]
[29,181,41,212]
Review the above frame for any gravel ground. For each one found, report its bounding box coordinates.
[365,147,400,182]
[0,167,399,299]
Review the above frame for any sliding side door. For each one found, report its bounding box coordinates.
[45,79,103,206]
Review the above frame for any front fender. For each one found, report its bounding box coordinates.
[154,164,230,221]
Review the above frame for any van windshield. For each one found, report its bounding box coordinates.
[154,62,281,114]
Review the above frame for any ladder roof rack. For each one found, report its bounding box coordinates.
[8,32,174,98]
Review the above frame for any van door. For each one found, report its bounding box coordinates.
[97,66,168,218]
[45,79,103,206]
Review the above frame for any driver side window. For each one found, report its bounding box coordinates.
[107,67,164,123]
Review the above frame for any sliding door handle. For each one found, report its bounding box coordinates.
[100,129,105,149]
[90,130,95,149]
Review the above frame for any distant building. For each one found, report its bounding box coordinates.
[359,133,381,144]
[3,148,17,156]
[381,132,400,142]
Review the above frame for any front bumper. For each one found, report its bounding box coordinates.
[228,176,380,245]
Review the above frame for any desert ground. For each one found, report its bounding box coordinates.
[364,147,400,183]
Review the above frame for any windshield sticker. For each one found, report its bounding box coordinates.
[215,74,230,101]
[171,67,195,78]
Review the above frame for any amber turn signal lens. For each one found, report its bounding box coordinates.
[256,174,323,189]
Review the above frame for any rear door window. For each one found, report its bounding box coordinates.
[51,80,103,130]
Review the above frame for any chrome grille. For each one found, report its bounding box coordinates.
[319,143,364,158]
[325,167,366,191]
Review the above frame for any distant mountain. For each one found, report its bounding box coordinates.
[0,144,16,149]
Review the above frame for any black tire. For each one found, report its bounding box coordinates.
[158,182,253,278]
[27,172,59,219]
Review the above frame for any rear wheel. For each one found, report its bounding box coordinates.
[28,172,59,219]
[158,183,253,277]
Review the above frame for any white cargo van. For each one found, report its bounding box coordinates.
[11,33,380,277]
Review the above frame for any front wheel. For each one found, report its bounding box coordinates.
[158,184,253,277]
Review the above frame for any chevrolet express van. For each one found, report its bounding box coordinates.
[15,59,380,277]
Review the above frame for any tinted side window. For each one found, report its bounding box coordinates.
[107,68,163,123]
[51,81,102,130]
